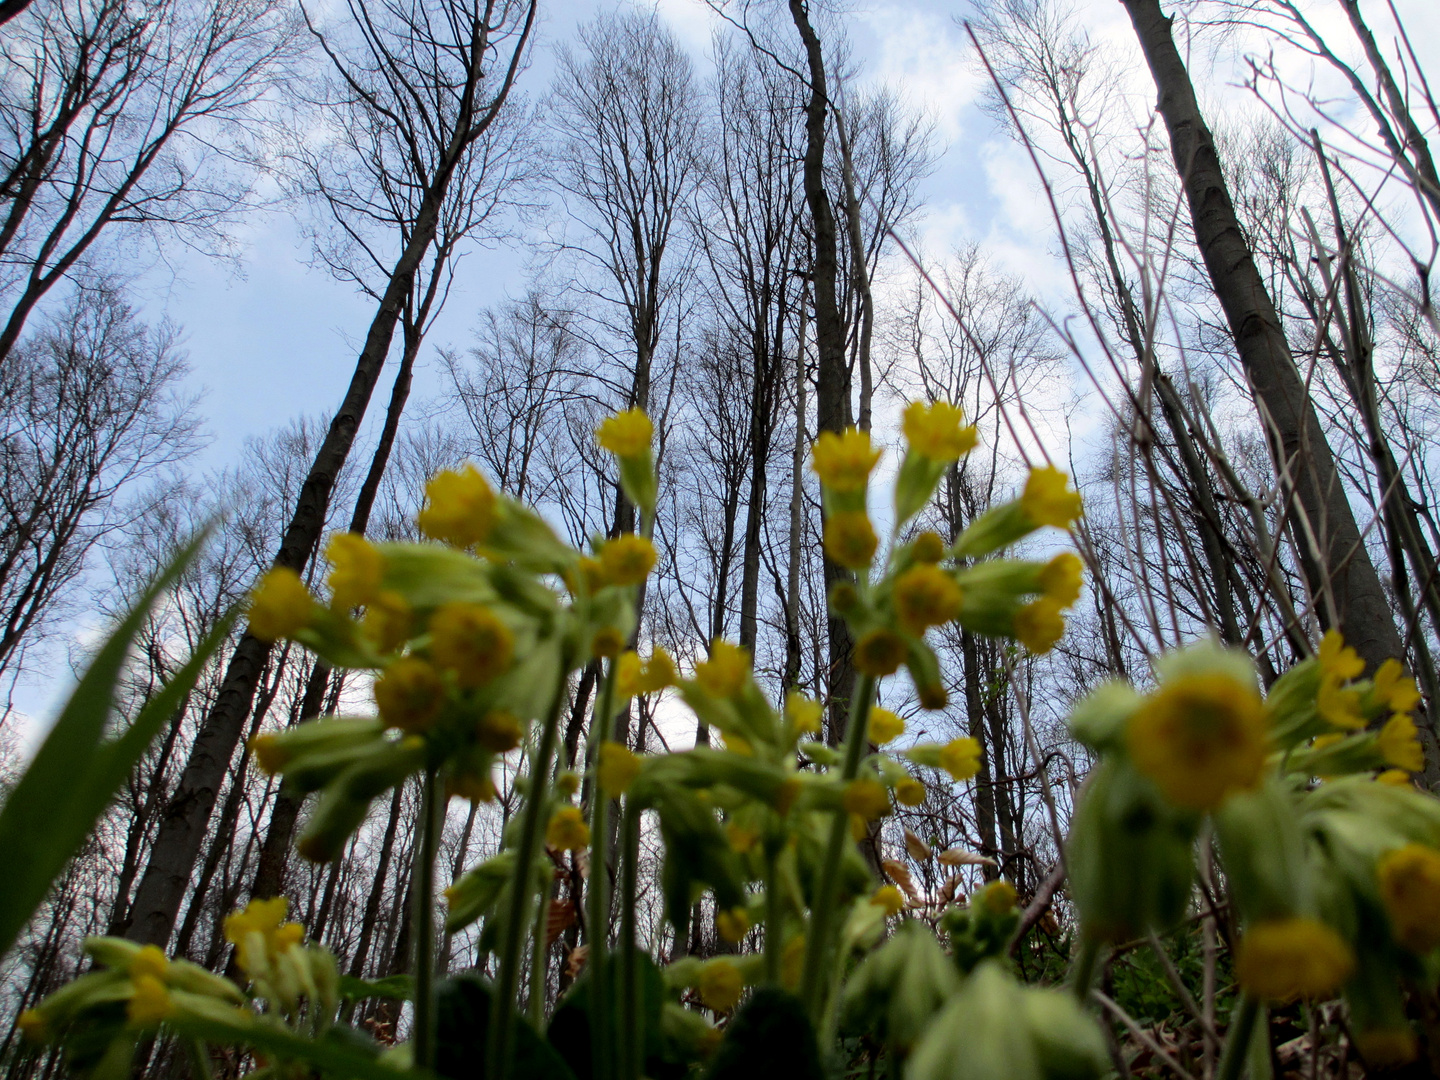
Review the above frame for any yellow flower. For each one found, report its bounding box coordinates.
[716,908,751,943]
[598,534,657,586]
[1038,552,1083,606]
[912,531,947,563]
[1353,1028,1419,1067]
[1379,713,1424,773]
[894,564,963,635]
[362,589,412,653]
[1318,629,1365,682]
[643,647,679,691]
[725,822,759,853]
[870,885,905,916]
[591,626,625,659]
[895,777,927,806]
[810,428,882,492]
[428,603,514,688]
[572,556,607,593]
[546,807,591,852]
[326,532,384,611]
[477,709,524,752]
[250,734,285,774]
[248,567,316,642]
[1377,844,1440,953]
[1127,673,1267,810]
[1317,674,1364,730]
[450,772,496,803]
[938,737,981,781]
[854,629,907,676]
[697,958,743,1012]
[903,400,977,462]
[723,731,753,756]
[870,707,905,745]
[1014,597,1065,654]
[1233,918,1354,1002]
[917,682,948,710]
[1376,769,1413,787]
[981,879,1018,914]
[417,464,496,548]
[374,657,446,733]
[556,771,581,797]
[616,651,644,698]
[786,691,823,737]
[696,640,750,697]
[127,974,174,1026]
[842,777,891,821]
[595,408,653,457]
[1021,466,1082,529]
[128,945,170,982]
[598,742,642,795]
[224,897,304,978]
[17,1010,45,1042]
[823,511,878,570]
[1373,658,1421,713]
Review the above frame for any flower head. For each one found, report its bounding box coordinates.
[938,737,981,782]
[374,657,446,733]
[362,590,412,653]
[595,409,653,457]
[591,626,625,659]
[326,532,384,611]
[870,885,906,916]
[1021,466,1083,529]
[1318,629,1365,682]
[903,400,977,462]
[823,511,878,570]
[1039,552,1084,606]
[716,908,751,943]
[895,777,927,806]
[643,647,679,691]
[1379,713,1424,773]
[1234,918,1354,1002]
[476,709,523,752]
[854,629,907,676]
[1014,598,1066,654]
[1373,659,1421,713]
[1317,675,1364,730]
[417,465,496,548]
[695,640,750,697]
[843,777,892,821]
[894,564,963,635]
[598,534,656,586]
[428,603,514,688]
[1127,672,1267,810]
[546,807,591,851]
[912,531,947,564]
[127,974,173,1027]
[598,742,642,795]
[17,1010,45,1042]
[248,568,316,642]
[786,691,823,737]
[980,879,1018,914]
[616,651,644,698]
[869,707,905,745]
[224,897,305,979]
[1378,844,1440,953]
[697,958,743,1012]
[811,428,882,492]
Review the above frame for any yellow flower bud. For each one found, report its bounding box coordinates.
[716,908,750,943]
[1014,597,1065,654]
[786,691,823,737]
[127,974,174,1026]
[869,707,905,745]
[477,709,523,752]
[1318,629,1365,681]
[810,428,881,492]
[417,464,496,548]
[223,897,305,978]
[1379,713,1424,773]
[854,629,906,676]
[697,958,743,1012]
[695,640,750,697]
[911,530,947,563]
[326,532,385,611]
[642,647,679,692]
[128,945,170,982]
[450,772,496,803]
[917,681,948,710]
[938,737,981,782]
[1127,673,1266,810]
[250,733,285,774]
[616,651,644,697]
[893,564,962,635]
[1373,658,1421,713]
[823,511,878,570]
[248,567,316,642]
[1020,466,1082,529]
[598,742,642,795]
[1376,769,1413,787]
[903,400,977,462]
[895,777,927,806]
[597,533,656,586]
[546,807,591,852]
[17,1010,46,1042]
[591,626,625,659]
[362,589,413,653]
[870,885,905,916]
[1378,844,1440,953]
[428,603,514,688]
[981,879,1018,914]
[374,657,446,734]
[1318,674,1364,730]
[595,408,653,457]
[1038,551,1083,606]
[1234,918,1353,1002]
[843,777,891,821]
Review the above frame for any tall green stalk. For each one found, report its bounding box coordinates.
[487,651,572,1080]
[797,673,876,1021]
[618,804,641,1080]
[763,845,781,985]
[1216,995,1259,1080]
[586,659,619,1080]
[411,767,441,1072]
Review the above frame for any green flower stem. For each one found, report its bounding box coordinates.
[798,672,877,1021]
[1216,994,1259,1080]
[411,766,441,1072]
[587,658,620,1080]
[488,651,573,1080]
[618,802,641,1080]
[1069,934,1100,1003]
[763,844,781,985]
[530,888,552,1028]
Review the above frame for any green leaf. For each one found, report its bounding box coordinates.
[547,953,673,1079]
[434,973,575,1080]
[338,974,414,1003]
[704,988,824,1080]
[0,528,224,960]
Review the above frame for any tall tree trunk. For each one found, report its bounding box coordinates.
[1119,0,1405,677]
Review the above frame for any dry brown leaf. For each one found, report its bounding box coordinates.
[903,827,932,863]
[938,846,997,867]
[881,858,920,904]
[564,944,589,979]
[546,899,576,947]
[937,872,966,908]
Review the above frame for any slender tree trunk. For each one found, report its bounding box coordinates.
[1119,0,1405,677]
[783,280,808,692]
